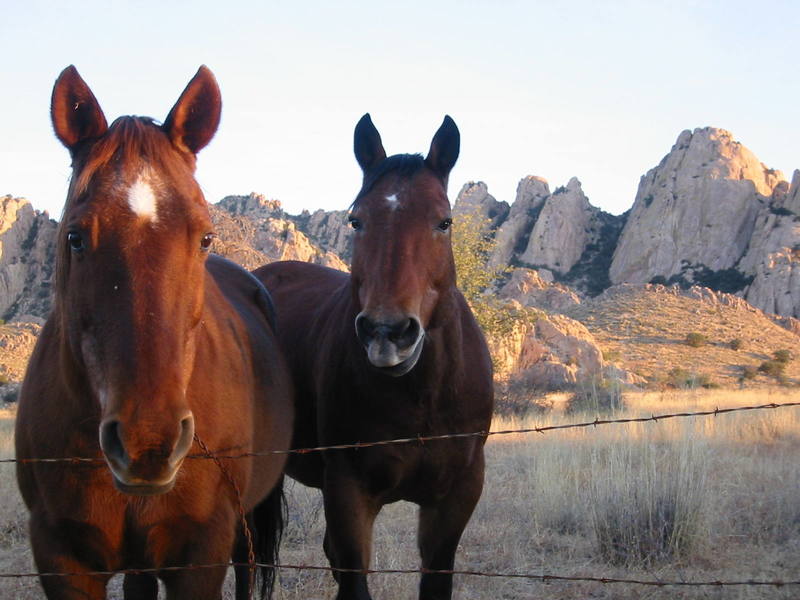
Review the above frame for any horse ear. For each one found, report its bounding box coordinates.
[354,113,386,173]
[163,65,222,155]
[51,66,108,154]
[425,116,460,180]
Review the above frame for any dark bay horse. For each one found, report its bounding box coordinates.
[254,115,494,599]
[15,66,293,600]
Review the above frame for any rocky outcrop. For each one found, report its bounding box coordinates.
[490,311,607,390]
[0,321,41,382]
[210,204,348,272]
[609,128,785,288]
[498,268,581,313]
[454,176,624,297]
[518,177,593,273]
[739,170,800,317]
[296,209,353,261]
[0,196,57,322]
[488,176,550,268]
[216,192,284,219]
[608,128,799,318]
[453,181,510,230]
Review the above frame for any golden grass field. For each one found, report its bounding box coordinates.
[1,388,799,599]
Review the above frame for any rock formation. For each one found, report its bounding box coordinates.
[609,128,798,318]
[296,208,353,261]
[518,177,592,273]
[489,311,609,390]
[486,176,550,268]
[498,268,581,313]
[212,195,348,271]
[738,170,800,317]
[452,181,510,230]
[454,176,625,296]
[0,196,57,322]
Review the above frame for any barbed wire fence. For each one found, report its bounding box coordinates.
[2,400,799,593]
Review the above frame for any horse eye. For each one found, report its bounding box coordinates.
[200,232,215,251]
[67,231,84,252]
[348,217,362,231]
[437,218,453,232]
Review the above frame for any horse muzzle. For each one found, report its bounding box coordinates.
[355,313,424,376]
[99,412,195,496]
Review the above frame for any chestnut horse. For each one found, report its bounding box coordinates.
[254,115,494,600]
[15,66,293,600]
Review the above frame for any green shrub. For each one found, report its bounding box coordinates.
[685,332,707,348]
[741,365,758,380]
[773,349,793,364]
[602,348,622,362]
[666,368,714,389]
[758,360,785,377]
[729,338,743,351]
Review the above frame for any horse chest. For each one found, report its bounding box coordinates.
[355,438,475,503]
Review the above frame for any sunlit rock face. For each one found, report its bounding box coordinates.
[740,170,800,318]
[609,128,798,318]
[0,196,57,323]
[453,181,510,231]
[609,128,783,286]
[210,199,348,272]
[487,176,551,269]
[518,177,593,274]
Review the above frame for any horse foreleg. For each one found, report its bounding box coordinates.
[322,471,380,600]
[417,454,485,600]
[159,520,236,600]
[29,513,112,600]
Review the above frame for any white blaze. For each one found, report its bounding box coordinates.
[386,193,399,210]
[127,173,158,221]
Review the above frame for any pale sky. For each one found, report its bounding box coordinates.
[2,1,798,219]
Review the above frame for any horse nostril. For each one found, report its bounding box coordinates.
[99,419,127,467]
[387,318,412,343]
[389,317,421,348]
[355,313,375,345]
[170,413,195,468]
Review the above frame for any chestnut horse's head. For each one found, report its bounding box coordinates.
[349,115,459,376]
[51,66,221,495]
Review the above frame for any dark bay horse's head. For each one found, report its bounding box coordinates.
[349,115,459,376]
[51,66,221,495]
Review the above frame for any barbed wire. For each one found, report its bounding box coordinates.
[1,561,797,588]
[3,401,798,465]
[3,400,800,588]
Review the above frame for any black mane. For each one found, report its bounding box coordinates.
[354,153,426,205]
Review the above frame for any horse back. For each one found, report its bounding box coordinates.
[253,260,352,487]
[204,254,294,506]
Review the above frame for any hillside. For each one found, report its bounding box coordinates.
[564,284,800,387]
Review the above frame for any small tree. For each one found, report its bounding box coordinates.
[452,209,513,337]
[729,338,743,351]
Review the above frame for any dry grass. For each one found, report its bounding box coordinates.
[2,390,800,599]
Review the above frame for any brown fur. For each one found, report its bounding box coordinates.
[16,66,293,600]
[254,115,493,600]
